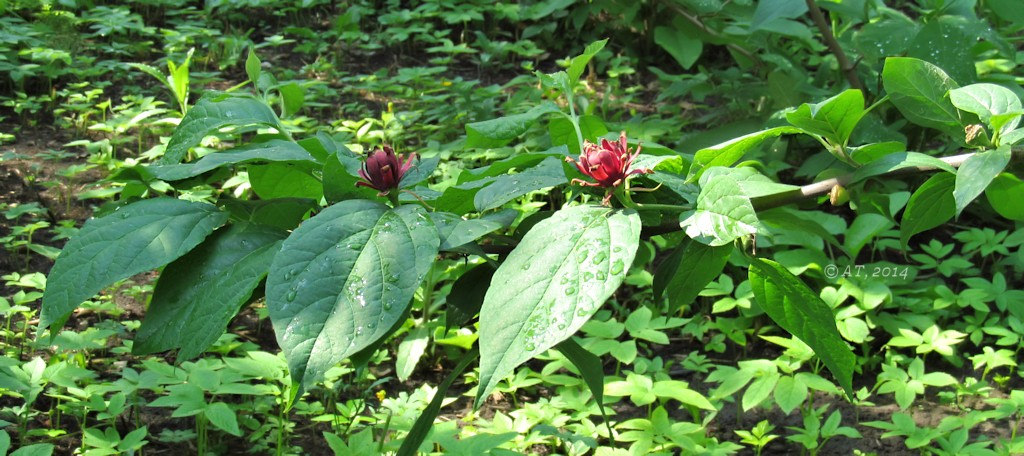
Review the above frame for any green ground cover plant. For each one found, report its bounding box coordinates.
[1,0,1023,454]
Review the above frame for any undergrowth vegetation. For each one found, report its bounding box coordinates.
[1,0,1023,455]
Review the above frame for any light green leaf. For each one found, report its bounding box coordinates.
[953,145,1012,216]
[549,115,608,155]
[949,83,1022,135]
[396,327,430,382]
[774,375,807,415]
[475,205,641,409]
[900,173,956,248]
[651,380,716,411]
[785,89,865,145]
[205,402,241,436]
[134,223,285,359]
[567,39,608,86]
[985,173,1024,220]
[679,174,759,246]
[162,93,283,164]
[748,257,855,397]
[40,198,228,334]
[267,201,439,393]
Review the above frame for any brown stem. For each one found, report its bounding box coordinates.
[805,0,865,93]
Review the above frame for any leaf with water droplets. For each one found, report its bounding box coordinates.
[475,205,640,409]
[266,200,439,394]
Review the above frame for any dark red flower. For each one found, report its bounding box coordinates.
[356,145,416,195]
[566,132,652,204]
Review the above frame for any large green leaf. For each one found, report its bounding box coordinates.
[40,198,229,334]
[748,258,855,396]
[466,102,561,148]
[549,115,608,155]
[953,145,1012,217]
[905,18,976,85]
[881,57,962,136]
[148,139,317,181]
[654,25,703,70]
[679,174,760,246]
[267,201,438,393]
[134,223,285,359]
[654,238,733,313]
[249,163,322,200]
[688,127,801,181]
[475,205,641,409]
[900,173,956,249]
[162,94,284,164]
[785,89,865,146]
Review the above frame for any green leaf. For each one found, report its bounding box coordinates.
[466,102,561,148]
[205,402,241,436]
[221,197,317,232]
[267,201,439,393]
[10,443,55,456]
[651,380,716,411]
[322,152,381,203]
[162,94,283,164]
[474,156,566,212]
[555,338,609,417]
[429,212,504,250]
[549,115,608,155]
[445,263,494,331]
[245,48,261,88]
[900,173,956,248]
[397,348,478,456]
[748,257,855,397]
[248,163,322,200]
[845,213,894,259]
[774,375,807,415]
[396,327,430,382]
[850,152,955,184]
[654,238,733,313]
[882,57,962,136]
[278,82,305,117]
[475,205,641,409]
[906,18,976,85]
[40,198,228,335]
[688,127,801,181]
[751,0,808,30]
[679,174,760,246]
[148,139,318,181]
[953,146,1012,217]
[567,39,608,86]
[986,173,1024,221]
[134,223,285,359]
[654,26,703,70]
[785,89,865,146]
[949,83,1022,135]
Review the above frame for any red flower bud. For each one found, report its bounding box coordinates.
[356,145,416,195]
[566,132,652,204]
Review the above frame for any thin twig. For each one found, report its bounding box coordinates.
[805,0,865,92]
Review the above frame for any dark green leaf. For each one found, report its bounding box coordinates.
[654,238,733,313]
[40,198,228,334]
[882,57,962,136]
[430,212,504,250]
[900,173,955,249]
[162,94,283,164]
[654,26,703,70]
[134,223,285,359]
[397,348,478,456]
[748,257,855,397]
[148,139,317,181]
[466,103,560,148]
[445,264,495,331]
[267,201,438,392]
[751,0,808,30]
[556,338,609,419]
[278,82,305,117]
[476,206,641,408]
[474,156,567,212]
[906,18,976,85]
[549,115,608,155]
[688,127,801,181]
